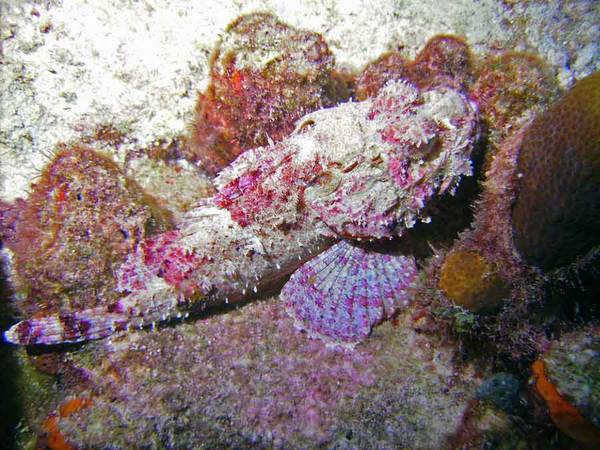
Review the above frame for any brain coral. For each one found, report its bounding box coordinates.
[512,72,600,271]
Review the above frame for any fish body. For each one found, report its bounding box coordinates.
[5,80,478,346]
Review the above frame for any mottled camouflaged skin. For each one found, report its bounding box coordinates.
[5,80,477,346]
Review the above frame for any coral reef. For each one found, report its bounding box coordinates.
[512,71,600,271]
[185,13,349,175]
[0,146,172,321]
[355,51,411,101]
[2,6,598,447]
[426,121,542,361]
[447,399,527,449]
[5,79,477,346]
[425,69,571,363]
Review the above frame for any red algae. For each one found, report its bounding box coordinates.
[470,52,559,141]
[355,34,474,101]
[355,51,411,101]
[2,146,172,319]
[410,34,474,92]
[186,13,349,175]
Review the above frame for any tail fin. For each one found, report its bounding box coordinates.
[4,307,132,345]
[4,286,185,345]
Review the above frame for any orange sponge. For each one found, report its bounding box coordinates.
[533,359,600,443]
[438,251,509,313]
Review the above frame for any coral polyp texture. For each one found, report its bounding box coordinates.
[512,71,600,271]
[5,79,478,346]
[438,250,509,314]
[0,147,172,321]
[186,12,348,175]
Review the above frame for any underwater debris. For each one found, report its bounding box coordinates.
[186,12,349,175]
[5,79,477,346]
[512,71,600,271]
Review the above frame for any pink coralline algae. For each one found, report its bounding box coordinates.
[53,299,477,449]
[0,146,172,323]
[4,79,477,346]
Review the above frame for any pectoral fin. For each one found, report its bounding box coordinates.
[280,240,418,346]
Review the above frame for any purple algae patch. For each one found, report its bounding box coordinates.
[281,240,418,345]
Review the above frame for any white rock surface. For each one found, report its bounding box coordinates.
[0,0,598,201]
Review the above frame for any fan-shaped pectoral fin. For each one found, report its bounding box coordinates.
[280,240,418,346]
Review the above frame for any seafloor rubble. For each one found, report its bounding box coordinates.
[0,6,599,450]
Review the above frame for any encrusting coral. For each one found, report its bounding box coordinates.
[355,34,474,101]
[426,58,583,361]
[48,300,481,449]
[185,12,349,175]
[438,250,509,314]
[470,52,559,142]
[533,326,600,444]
